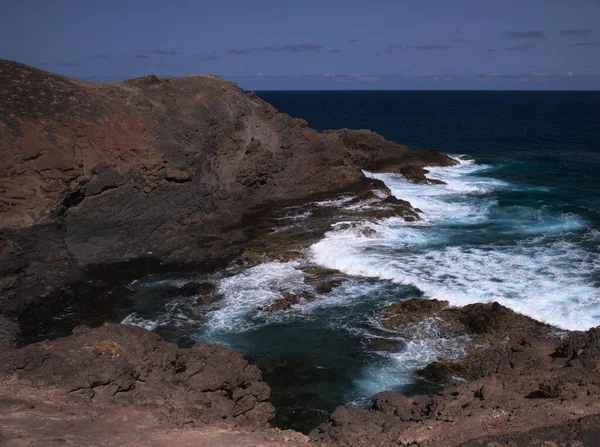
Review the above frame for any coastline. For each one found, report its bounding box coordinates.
[1,60,600,446]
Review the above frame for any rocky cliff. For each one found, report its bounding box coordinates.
[0,59,455,343]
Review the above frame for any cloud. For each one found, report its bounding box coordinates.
[229,48,253,55]
[415,44,450,50]
[138,49,182,56]
[387,43,450,52]
[222,72,600,90]
[57,61,82,68]
[560,29,593,37]
[504,30,545,39]
[570,41,599,47]
[501,44,536,52]
[348,38,359,43]
[92,54,109,59]
[133,54,149,59]
[262,44,338,53]
[228,44,340,55]
[197,52,219,61]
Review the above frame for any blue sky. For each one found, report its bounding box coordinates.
[1,0,599,89]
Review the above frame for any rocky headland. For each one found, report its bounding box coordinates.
[0,58,454,345]
[1,60,599,446]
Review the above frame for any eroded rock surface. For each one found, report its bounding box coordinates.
[0,323,277,446]
[310,300,600,446]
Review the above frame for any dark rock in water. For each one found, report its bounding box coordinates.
[195,295,222,306]
[315,280,343,294]
[367,337,404,352]
[258,292,314,312]
[399,165,445,184]
[179,281,217,297]
[383,298,449,327]
[417,360,462,383]
[0,323,274,431]
[300,266,340,278]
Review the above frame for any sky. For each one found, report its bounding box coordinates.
[1,0,599,89]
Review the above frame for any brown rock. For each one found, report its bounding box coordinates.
[179,282,217,296]
[315,280,343,294]
[258,292,314,312]
[399,165,445,184]
[0,60,456,344]
[166,169,192,182]
[0,323,274,428]
[383,298,449,327]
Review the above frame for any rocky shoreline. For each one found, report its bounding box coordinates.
[2,60,600,446]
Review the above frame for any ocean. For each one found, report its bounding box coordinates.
[120,91,600,432]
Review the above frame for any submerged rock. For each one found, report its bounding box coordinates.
[315,280,343,294]
[258,292,315,312]
[179,281,217,296]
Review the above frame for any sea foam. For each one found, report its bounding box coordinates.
[311,156,599,330]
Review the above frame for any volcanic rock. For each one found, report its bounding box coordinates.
[259,292,315,312]
[315,280,343,294]
[0,323,277,445]
[383,298,449,326]
[0,60,457,342]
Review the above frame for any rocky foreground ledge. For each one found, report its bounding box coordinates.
[0,322,309,446]
[2,303,600,446]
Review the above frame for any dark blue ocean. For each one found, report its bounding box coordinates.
[122,91,600,432]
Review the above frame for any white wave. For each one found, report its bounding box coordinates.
[122,313,161,331]
[205,261,308,333]
[121,296,197,331]
[313,196,356,207]
[312,156,600,331]
[365,166,501,225]
[351,317,470,399]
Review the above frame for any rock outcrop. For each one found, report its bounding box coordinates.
[0,59,455,344]
[310,300,600,446]
[0,322,282,446]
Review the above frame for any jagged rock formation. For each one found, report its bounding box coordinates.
[310,300,600,446]
[0,59,455,343]
[0,323,287,446]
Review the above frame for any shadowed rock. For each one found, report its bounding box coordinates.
[0,59,457,344]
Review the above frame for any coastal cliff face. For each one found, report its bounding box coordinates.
[0,59,455,338]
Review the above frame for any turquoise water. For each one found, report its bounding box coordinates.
[121,91,600,432]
